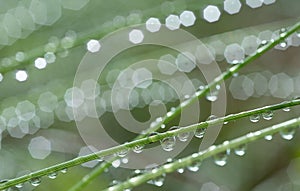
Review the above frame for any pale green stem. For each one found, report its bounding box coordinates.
[104,117,300,191]
[1,99,299,190]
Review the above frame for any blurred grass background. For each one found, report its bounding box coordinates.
[0,0,300,190]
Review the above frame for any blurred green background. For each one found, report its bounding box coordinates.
[0,0,300,191]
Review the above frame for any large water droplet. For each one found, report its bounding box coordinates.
[15,183,23,188]
[207,115,217,121]
[48,172,57,179]
[213,145,230,167]
[187,160,201,172]
[60,168,67,174]
[30,177,41,186]
[133,145,144,153]
[160,136,176,151]
[264,135,273,141]
[262,111,273,120]
[194,127,207,139]
[282,107,291,112]
[117,148,129,157]
[250,114,260,123]
[279,127,296,140]
[178,129,190,142]
[147,172,165,187]
[257,40,269,53]
[112,159,121,168]
[177,168,185,174]
[279,28,287,37]
[206,84,220,102]
[234,144,247,156]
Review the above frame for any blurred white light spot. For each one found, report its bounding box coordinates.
[80,79,100,99]
[176,52,196,72]
[38,91,58,112]
[64,87,85,108]
[16,100,36,121]
[229,75,254,100]
[179,11,196,27]
[224,43,245,64]
[87,39,101,53]
[34,57,47,69]
[146,18,161,32]
[195,45,215,64]
[44,52,56,64]
[165,14,181,30]
[132,68,152,88]
[203,5,221,23]
[28,136,51,159]
[224,0,242,15]
[246,0,263,8]
[241,35,261,55]
[269,73,293,99]
[129,29,144,44]
[157,54,177,75]
[15,70,28,82]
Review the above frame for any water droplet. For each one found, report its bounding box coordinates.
[283,107,290,112]
[250,114,260,123]
[109,180,120,187]
[177,127,190,142]
[280,127,296,140]
[234,144,247,156]
[206,84,220,102]
[117,149,129,157]
[207,115,217,121]
[213,149,229,167]
[279,41,287,48]
[194,127,207,139]
[279,28,287,37]
[262,111,273,120]
[264,135,273,141]
[48,172,57,179]
[133,145,144,153]
[15,183,23,188]
[187,161,201,172]
[30,177,41,186]
[121,157,129,164]
[257,40,268,53]
[60,168,67,174]
[112,159,121,168]
[166,110,174,117]
[147,173,165,187]
[177,168,185,173]
[160,136,176,151]
[131,169,143,177]
[160,124,166,129]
